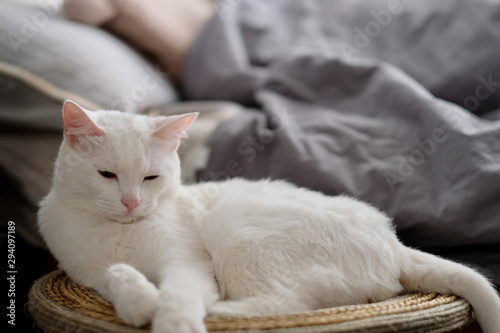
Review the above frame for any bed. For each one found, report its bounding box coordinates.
[1,0,499,292]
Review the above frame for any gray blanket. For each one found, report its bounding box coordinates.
[182,0,500,283]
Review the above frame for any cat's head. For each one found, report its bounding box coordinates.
[54,100,197,224]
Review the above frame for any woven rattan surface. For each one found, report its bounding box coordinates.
[29,270,473,333]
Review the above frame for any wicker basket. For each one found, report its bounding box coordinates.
[29,270,473,333]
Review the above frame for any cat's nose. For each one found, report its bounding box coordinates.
[121,197,140,213]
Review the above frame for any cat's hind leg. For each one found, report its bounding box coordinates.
[208,294,311,317]
[208,299,261,317]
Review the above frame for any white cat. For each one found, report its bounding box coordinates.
[38,100,500,333]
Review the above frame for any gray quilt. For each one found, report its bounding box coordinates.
[182,0,500,283]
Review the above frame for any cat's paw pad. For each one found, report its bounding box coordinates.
[106,264,159,327]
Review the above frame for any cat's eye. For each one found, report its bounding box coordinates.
[144,175,159,181]
[99,170,117,179]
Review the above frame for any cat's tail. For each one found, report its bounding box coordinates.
[399,247,500,333]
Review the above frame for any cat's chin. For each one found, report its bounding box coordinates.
[109,215,146,225]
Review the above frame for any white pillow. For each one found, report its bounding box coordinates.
[0,1,178,127]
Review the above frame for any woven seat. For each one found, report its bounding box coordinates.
[29,270,474,333]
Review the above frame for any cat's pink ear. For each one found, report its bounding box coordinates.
[62,100,104,146]
[154,113,198,151]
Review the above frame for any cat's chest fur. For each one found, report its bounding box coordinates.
[40,194,182,286]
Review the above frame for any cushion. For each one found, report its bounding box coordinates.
[29,270,474,333]
[0,1,178,130]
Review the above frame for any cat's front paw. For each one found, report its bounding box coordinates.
[152,313,207,333]
[106,264,159,327]
[152,296,207,333]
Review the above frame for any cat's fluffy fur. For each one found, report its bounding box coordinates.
[38,101,500,333]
